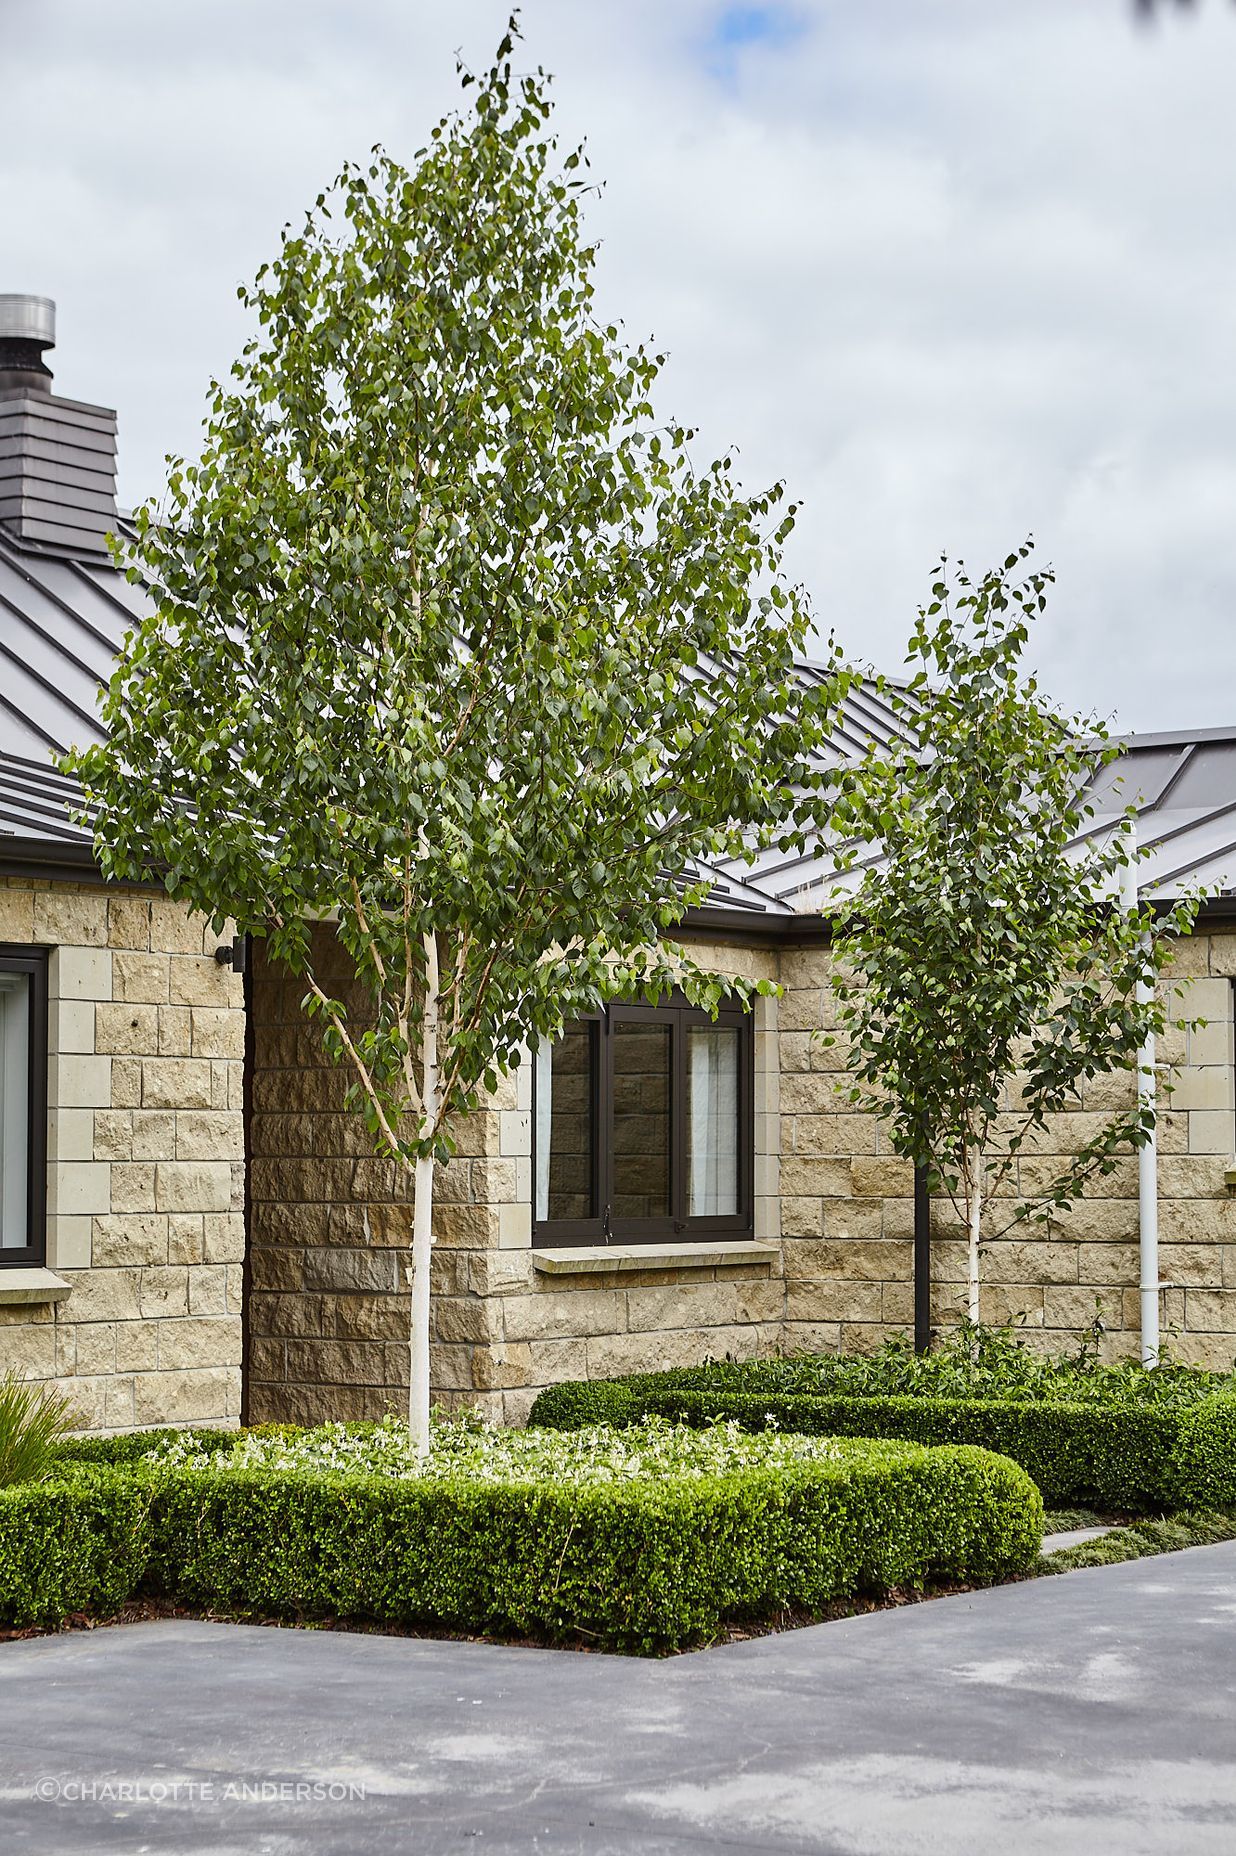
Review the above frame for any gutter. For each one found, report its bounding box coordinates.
[0,835,107,884]
[677,887,1236,946]
[8,828,1234,942]
[0,833,166,892]
[671,904,833,947]
[0,845,837,942]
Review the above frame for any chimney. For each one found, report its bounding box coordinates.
[0,295,119,555]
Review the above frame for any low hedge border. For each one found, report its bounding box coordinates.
[1,1435,1042,1651]
[527,1379,1236,1512]
[0,1464,153,1628]
[52,1427,240,1467]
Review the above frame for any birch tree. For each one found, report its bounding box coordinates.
[66,26,845,1451]
[826,545,1198,1330]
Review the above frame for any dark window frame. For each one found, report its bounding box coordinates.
[0,945,48,1269]
[533,995,754,1247]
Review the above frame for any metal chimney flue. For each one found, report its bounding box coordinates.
[0,295,56,397]
[0,294,119,556]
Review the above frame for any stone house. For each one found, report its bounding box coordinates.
[3,294,1236,1434]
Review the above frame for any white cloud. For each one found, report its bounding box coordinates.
[4,0,1235,730]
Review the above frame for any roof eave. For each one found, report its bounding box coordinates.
[0,834,108,885]
[671,902,832,946]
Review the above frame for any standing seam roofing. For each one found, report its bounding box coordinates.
[1,520,1233,907]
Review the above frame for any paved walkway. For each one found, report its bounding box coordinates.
[1041,1523,1115,1552]
[4,1543,1236,1854]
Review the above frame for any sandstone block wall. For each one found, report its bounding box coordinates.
[247,933,785,1425]
[0,877,245,1430]
[246,917,1236,1428]
[15,879,1233,1435]
[777,931,1236,1368]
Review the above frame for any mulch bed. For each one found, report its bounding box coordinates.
[0,1579,993,1655]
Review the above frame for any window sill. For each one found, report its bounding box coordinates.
[0,1267,72,1306]
[531,1241,778,1277]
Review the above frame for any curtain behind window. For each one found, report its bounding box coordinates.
[687,1025,739,1217]
[0,972,30,1249]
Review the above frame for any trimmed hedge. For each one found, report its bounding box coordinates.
[52,1427,238,1467]
[528,1379,1236,1513]
[140,1438,1040,1651]
[1173,1395,1236,1509]
[0,1435,1042,1651]
[0,1465,153,1628]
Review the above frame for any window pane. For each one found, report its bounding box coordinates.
[535,1022,595,1222]
[612,1021,671,1220]
[0,972,30,1249]
[687,1025,740,1217]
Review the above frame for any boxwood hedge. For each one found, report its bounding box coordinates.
[52,1427,239,1467]
[528,1378,1236,1512]
[145,1437,1040,1650]
[0,1463,153,1628]
[0,1430,1042,1650]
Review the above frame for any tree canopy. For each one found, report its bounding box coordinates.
[825,545,1200,1326]
[67,22,847,1442]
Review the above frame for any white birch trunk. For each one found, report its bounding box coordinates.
[408,1151,435,1456]
[408,930,440,1458]
[965,1147,983,1328]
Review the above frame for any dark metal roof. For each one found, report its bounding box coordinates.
[2,513,1233,915]
[723,728,1236,913]
[0,524,916,914]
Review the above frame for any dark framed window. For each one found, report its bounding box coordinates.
[533,997,753,1245]
[0,947,47,1268]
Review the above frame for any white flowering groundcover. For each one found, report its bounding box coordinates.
[146,1412,865,1485]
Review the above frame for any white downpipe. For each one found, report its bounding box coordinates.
[965,1147,982,1328]
[1136,1023,1160,1368]
[408,930,441,1457]
[1121,826,1159,1367]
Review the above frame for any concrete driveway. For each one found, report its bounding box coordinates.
[3,1543,1236,1855]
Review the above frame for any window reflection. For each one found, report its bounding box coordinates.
[611,1021,671,1220]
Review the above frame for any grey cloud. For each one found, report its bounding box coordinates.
[3,0,1234,728]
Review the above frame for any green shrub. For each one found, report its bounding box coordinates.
[529,1376,1236,1512]
[142,1433,1041,1651]
[0,1374,75,1488]
[53,1427,238,1467]
[0,1465,153,1628]
[531,1377,646,1430]
[1,1417,1043,1647]
[589,1326,1236,1409]
[1173,1395,1236,1511]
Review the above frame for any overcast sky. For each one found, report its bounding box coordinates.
[4,0,1234,732]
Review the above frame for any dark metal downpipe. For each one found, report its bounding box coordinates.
[914,1161,932,1354]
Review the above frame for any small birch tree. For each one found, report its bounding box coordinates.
[66,27,845,1451]
[826,545,1199,1330]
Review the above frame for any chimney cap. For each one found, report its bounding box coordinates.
[0,296,55,347]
